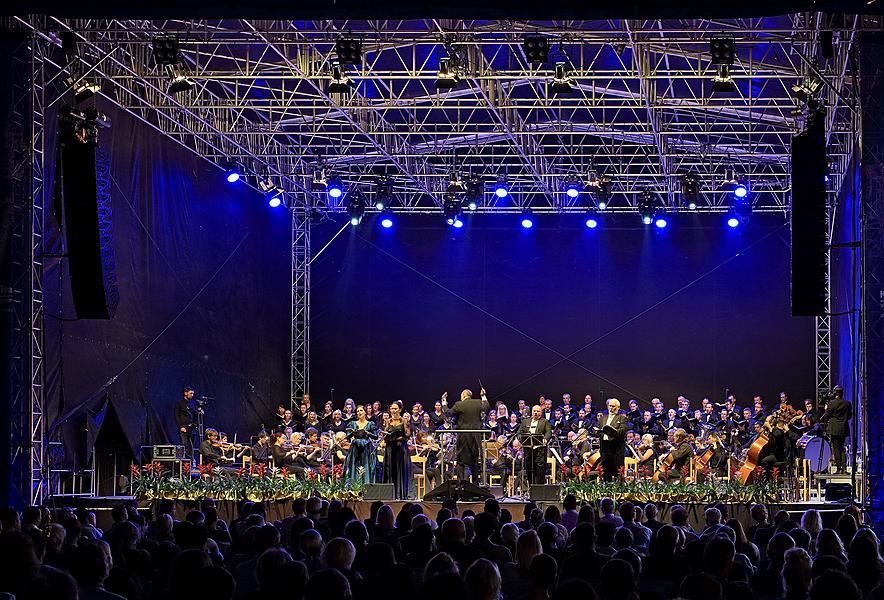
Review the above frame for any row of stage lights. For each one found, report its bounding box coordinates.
[222,160,754,228]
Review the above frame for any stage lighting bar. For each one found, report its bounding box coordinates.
[681,173,700,210]
[335,37,363,66]
[347,192,366,225]
[73,81,100,104]
[165,64,195,95]
[639,190,656,225]
[596,175,612,210]
[711,64,738,94]
[443,196,463,226]
[523,35,550,64]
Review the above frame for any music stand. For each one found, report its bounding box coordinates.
[519,433,546,497]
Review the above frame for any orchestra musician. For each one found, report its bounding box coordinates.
[664,428,694,479]
[636,434,657,472]
[487,434,513,485]
[517,404,552,486]
[271,432,302,474]
[199,428,230,466]
[598,399,628,481]
[302,428,323,470]
[251,431,270,465]
[415,431,442,489]
[174,387,196,459]
[444,388,489,483]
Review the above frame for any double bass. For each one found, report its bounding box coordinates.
[737,429,769,484]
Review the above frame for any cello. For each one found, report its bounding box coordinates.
[737,429,769,484]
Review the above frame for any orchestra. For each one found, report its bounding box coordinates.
[175,385,852,500]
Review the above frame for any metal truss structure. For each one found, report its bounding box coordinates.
[7,29,47,506]
[7,15,868,453]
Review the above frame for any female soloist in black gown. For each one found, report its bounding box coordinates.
[382,403,412,499]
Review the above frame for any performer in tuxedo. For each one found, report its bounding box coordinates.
[174,387,195,459]
[821,385,852,473]
[517,405,552,486]
[444,387,489,483]
[597,398,628,481]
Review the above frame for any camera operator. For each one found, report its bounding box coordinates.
[174,387,196,460]
[820,385,852,474]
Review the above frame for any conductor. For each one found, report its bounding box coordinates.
[517,404,552,486]
[597,398,628,481]
[821,385,852,473]
[444,388,489,483]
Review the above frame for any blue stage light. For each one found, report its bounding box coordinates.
[733,183,748,198]
[727,216,740,228]
[493,179,509,198]
[223,160,241,183]
[327,177,344,199]
[566,187,580,199]
[654,216,668,229]
[226,170,240,183]
[585,217,599,229]
[597,198,607,210]
[642,215,653,225]
[563,175,582,199]
[520,211,535,229]
[380,216,394,228]
[266,188,283,207]
[452,217,464,228]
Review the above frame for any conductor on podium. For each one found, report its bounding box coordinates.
[444,388,489,482]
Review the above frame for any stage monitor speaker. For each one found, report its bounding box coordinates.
[825,482,853,503]
[364,483,395,501]
[423,480,494,502]
[529,484,562,502]
[790,108,828,317]
[59,118,119,320]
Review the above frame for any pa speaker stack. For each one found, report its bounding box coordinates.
[790,109,828,317]
[58,112,119,320]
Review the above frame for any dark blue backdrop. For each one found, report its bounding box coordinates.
[310,213,816,410]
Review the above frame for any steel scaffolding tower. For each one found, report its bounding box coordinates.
[291,207,311,404]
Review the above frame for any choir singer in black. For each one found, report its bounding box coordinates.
[517,404,552,486]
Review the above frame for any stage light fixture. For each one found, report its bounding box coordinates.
[266,187,284,208]
[435,56,460,90]
[596,175,612,209]
[443,196,463,225]
[328,62,355,94]
[74,81,101,104]
[165,65,195,95]
[639,190,655,225]
[523,36,550,63]
[520,210,535,229]
[711,64,738,94]
[223,160,242,183]
[347,192,365,225]
[326,177,345,199]
[733,194,752,224]
[464,178,482,211]
[335,37,363,66]
[452,216,465,228]
[654,215,669,229]
[727,215,740,228]
[563,174,582,199]
[374,179,394,210]
[710,37,736,65]
[151,35,180,66]
[791,74,822,104]
[681,172,700,210]
[733,182,749,198]
[380,210,395,229]
[585,216,599,229]
[551,62,574,95]
[493,177,509,198]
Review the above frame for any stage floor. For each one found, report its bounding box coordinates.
[52,495,849,532]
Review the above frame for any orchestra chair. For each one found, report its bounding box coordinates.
[624,457,638,479]
[411,455,427,500]
[547,457,557,484]
[241,453,251,469]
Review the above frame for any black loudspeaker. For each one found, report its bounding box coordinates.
[790,109,828,317]
[825,482,853,503]
[363,483,395,501]
[529,484,562,502]
[59,119,119,319]
[423,480,494,502]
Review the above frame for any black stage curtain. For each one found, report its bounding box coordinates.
[43,104,292,469]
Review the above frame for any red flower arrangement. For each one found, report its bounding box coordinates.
[771,467,780,480]
[320,463,327,478]
[256,463,266,478]
[182,461,191,476]
[237,466,245,478]
[248,463,255,477]
[144,462,154,475]
[572,465,580,477]
[617,465,626,479]
[130,463,140,476]
[199,463,213,477]
[153,461,162,474]
[596,464,604,477]
[333,464,344,480]
[680,464,689,478]
[280,467,289,479]
[307,469,318,481]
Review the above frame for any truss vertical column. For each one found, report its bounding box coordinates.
[816,203,832,401]
[290,205,310,406]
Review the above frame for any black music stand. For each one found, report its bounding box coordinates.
[519,432,546,498]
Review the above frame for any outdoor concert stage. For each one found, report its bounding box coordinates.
[53,495,849,533]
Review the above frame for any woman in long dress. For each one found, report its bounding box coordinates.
[342,405,378,485]
[382,402,412,499]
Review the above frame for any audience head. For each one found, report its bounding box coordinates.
[465,558,501,600]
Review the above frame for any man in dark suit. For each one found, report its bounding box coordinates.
[174,387,195,459]
[517,405,552,486]
[597,398,628,481]
[821,385,852,473]
[445,388,489,483]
